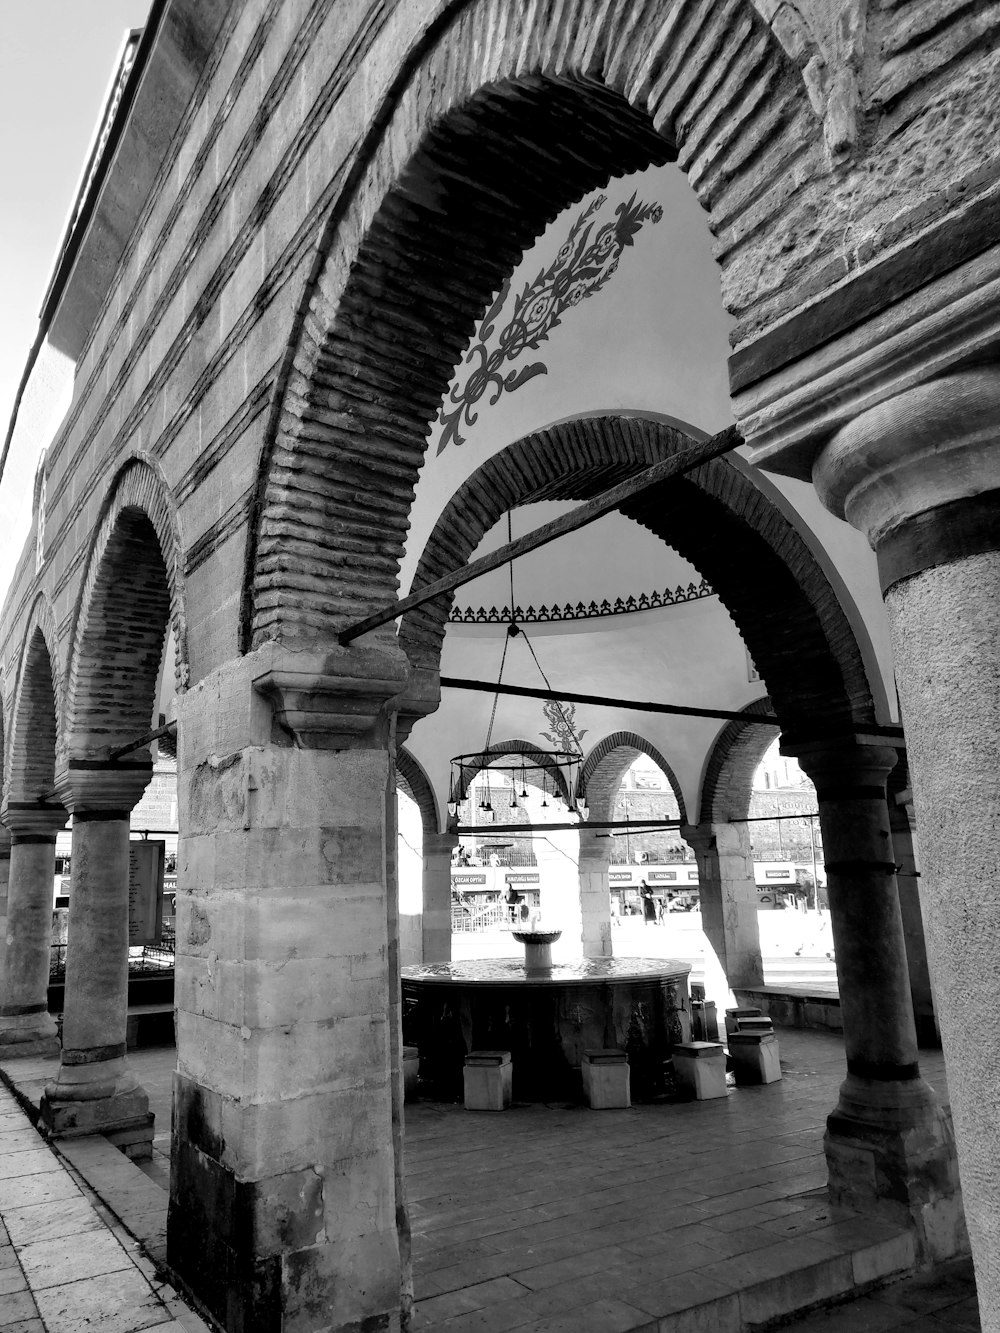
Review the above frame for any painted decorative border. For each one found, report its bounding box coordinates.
[448,579,716,624]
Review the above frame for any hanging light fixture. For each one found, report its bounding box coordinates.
[447,509,589,832]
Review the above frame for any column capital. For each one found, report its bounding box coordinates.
[423,831,458,858]
[812,367,1000,591]
[780,736,900,797]
[253,641,409,749]
[680,822,715,857]
[395,665,440,746]
[0,803,68,840]
[53,760,152,815]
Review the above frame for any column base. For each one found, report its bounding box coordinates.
[0,1013,60,1059]
[825,1073,967,1264]
[40,1071,154,1160]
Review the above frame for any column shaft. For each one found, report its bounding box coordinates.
[887,548,1000,1291]
[421,833,457,963]
[791,740,963,1259]
[889,800,939,1048]
[682,823,763,1009]
[40,813,152,1155]
[0,831,61,1055]
[578,831,612,959]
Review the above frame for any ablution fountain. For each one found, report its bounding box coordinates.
[401,923,692,1102]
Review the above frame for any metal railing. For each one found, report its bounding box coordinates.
[49,938,176,979]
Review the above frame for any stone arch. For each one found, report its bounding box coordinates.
[579,730,686,825]
[5,596,64,806]
[699,697,779,824]
[244,0,825,649]
[65,457,187,759]
[455,739,570,805]
[400,415,876,737]
[396,747,440,836]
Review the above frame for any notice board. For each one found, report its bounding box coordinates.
[129,840,165,945]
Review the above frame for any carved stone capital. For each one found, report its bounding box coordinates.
[814,367,1000,544]
[781,737,899,798]
[395,666,441,746]
[0,803,69,840]
[53,761,153,815]
[253,642,410,750]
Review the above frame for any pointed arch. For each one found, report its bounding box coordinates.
[579,730,686,825]
[399,414,877,738]
[65,457,187,758]
[244,0,826,648]
[396,747,440,836]
[699,697,780,824]
[4,596,64,806]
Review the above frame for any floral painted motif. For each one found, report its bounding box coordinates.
[436,193,663,453]
[540,698,588,757]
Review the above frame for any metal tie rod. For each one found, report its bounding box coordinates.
[338,424,744,645]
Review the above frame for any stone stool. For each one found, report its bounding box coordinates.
[463,1051,512,1111]
[581,1049,630,1109]
[692,1000,720,1042]
[737,1015,774,1036]
[672,1042,727,1100]
[729,1030,782,1085]
[725,1006,762,1037]
[402,1045,419,1103]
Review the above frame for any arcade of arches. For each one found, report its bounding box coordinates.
[1,2,999,1330]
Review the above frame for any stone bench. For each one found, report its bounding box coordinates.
[730,1029,782,1085]
[581,1049,630,1109]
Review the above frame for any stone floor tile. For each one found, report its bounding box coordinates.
[2,1193,106,1247]
[0,1152,62,1184]
[517,1295,656,1332]
[0,1321,43,1333]
[32,1268,172,1333]
[0,1290,39,1327]
[18,1226,136,1289]
[0,1171,81,1211]
[0,1136,45,1158]
[0,1271,26,1299]
[779,1295,936,1331]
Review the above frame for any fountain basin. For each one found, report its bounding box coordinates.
[401,957,692,1102]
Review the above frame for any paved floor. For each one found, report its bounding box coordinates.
[0,1028,979,1333]
[0,1076,206,1333]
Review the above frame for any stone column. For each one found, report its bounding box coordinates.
[810,367,999,1292]
[889,793,939,1048]
[40,765,154,1156]
[578,828,613,958]
[681,822,764,1010]
[0,807,65,1056]
[787,738,963,1260]
[168,642,409,1333]
[421,831,457,963]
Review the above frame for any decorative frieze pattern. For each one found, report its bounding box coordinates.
[448,579,715,624]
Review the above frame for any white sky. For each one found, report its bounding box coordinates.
[0,2,149,608]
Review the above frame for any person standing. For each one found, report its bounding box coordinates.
[640,880,656,925]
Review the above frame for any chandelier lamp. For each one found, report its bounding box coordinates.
[446,515,589,827]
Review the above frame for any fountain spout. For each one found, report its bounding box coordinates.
[512,929,562,975]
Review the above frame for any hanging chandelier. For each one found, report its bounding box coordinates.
[447,514,589,826]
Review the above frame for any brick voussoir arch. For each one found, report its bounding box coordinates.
[399,414,876,735]
[65,456,188,759]
[455,739,570,806]
[580,731,686,826]
[5,595,64,805]
[699,696,779,825]
[245,0,824,649]
[397,747,440,836]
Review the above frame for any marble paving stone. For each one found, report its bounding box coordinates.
[0,1152,63,1183]
[0,1272,26,1299]
[0,1291,39,1327]
[32,1268,173,1333]
[2,1193,106,1246]
[0,1172,81,1211]
[17,1227,134,1289]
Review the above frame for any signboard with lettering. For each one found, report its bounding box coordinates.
[129,841,165,945]
[609,871,634,882]
[505,873,539,884]
[453,873,487,886]
[765,869,793,880]
[648,870,676,882]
